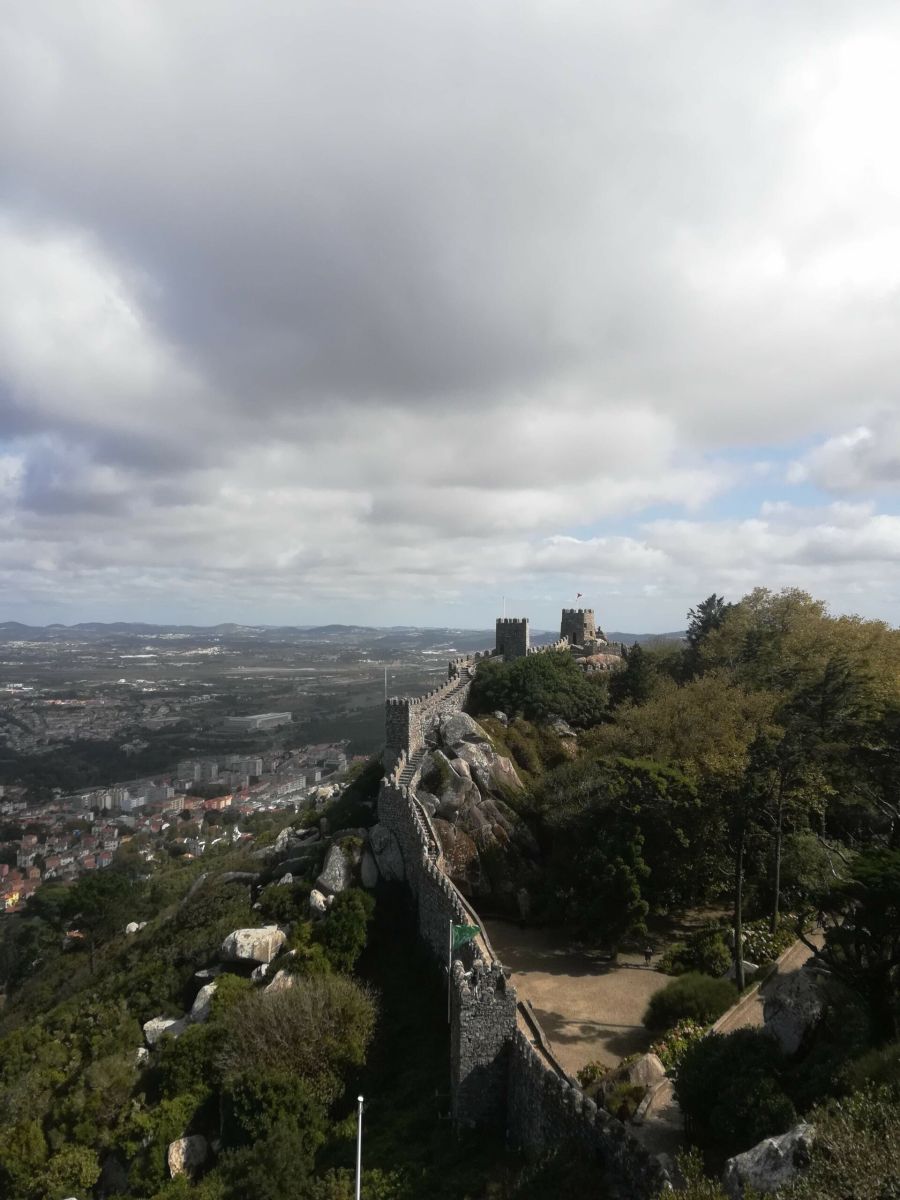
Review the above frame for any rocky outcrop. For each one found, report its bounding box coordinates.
[265,968,295,993]
[763,966,826,1055]
[167,1134,208,1178]
[415,714,538,899]
[369,823,405,881]
[220,925,286,964]
[143,1016,188,1046]
[722,1123,815,1197]
[309,888,332,917]
[316,844,351,895]
[189,981,217,1023]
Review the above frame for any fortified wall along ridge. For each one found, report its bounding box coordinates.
[377,613,668,1198]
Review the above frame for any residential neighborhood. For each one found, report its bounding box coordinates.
[0,742,353,912]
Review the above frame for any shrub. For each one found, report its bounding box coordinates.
[575,1059,609,1090]
[842,1041,900,1092]
[649,1018,707,1072]
[780,1084,900,1200]
[659,926,731,978]
[676,1029,795,1158]
[217,974,377,1103]
[604,1081,646,1121]
[315,888,375,973]
[643,973,737,1032]
[740,916,799,963]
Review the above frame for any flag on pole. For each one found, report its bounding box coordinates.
[452,923,480,951]
[576,592,583,599]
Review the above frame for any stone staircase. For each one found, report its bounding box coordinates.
[399,748,426,789]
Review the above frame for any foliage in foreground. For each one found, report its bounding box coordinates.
[675,1029,796,1160]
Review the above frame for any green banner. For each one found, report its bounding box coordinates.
[452,923,480,951]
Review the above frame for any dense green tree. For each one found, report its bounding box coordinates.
[528,756,718,943]
[676,1029,795,1158]
[65,870,137,972]
[315,887,375,973]
[686,593,733,676]
[469,651,608,728]
[35,1144,101,1200]
[609,643,660,708]
[0,1120,47,1198]
[806,848,900,1040]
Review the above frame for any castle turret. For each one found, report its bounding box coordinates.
[560,608,599,647]
[495,617,530,661]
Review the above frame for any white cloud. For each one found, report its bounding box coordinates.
[790,417,900,493]
[1,3,900,625]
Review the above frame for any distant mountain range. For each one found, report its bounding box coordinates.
[0,620,685,646]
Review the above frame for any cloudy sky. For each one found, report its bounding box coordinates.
[2,2,900,632]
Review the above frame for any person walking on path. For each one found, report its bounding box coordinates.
[643,945,653,968]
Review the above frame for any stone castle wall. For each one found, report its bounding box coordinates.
[527,637,570,656]
[377,654,670,1196]
[384,670,476,759]
[507,1030,669,1196]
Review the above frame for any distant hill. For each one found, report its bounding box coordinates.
[0,620,685,647]
[606,630,686,646]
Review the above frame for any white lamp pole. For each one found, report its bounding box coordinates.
[355,1095,364,1200]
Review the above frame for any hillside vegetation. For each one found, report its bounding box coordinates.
[467,588,900,1192]
[0,783,615,1199]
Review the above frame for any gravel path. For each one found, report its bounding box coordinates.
[485,918,672,1076]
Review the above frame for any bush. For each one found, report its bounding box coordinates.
[315,888,375,973]
[658,926,731,978]
[842,1041,900,1093]
[604,1081,646,1121]
[217,974,377,1103]
[780,1084,900,1200]
[740,916,799,963]
[649,1019,707,1072]
[643,973,737,1032]
[676,1029,795,1158]
[575,1059,609,1090]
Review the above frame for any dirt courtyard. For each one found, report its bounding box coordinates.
[485,919,672,1077]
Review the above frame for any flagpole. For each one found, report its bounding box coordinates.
[355,1095,364,1200]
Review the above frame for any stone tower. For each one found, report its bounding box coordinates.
[495,617,530,661]
[560,608,598,647]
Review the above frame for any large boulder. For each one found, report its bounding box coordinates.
[143,1016,188,1046]
[368,823,404,882]
[189,981,217,1023]
[309,888,331,918]
[722,1123,815,1198]
[433,820,482,891]
[316,844,351,895]
[265,969,295,993]
[763,967,826,1055]
[439,711,493,749]
[623,1052,667,1090]
[167,1134,208,1178]
[220,925,286,964]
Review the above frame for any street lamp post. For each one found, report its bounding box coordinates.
[355,1095,364,1200]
